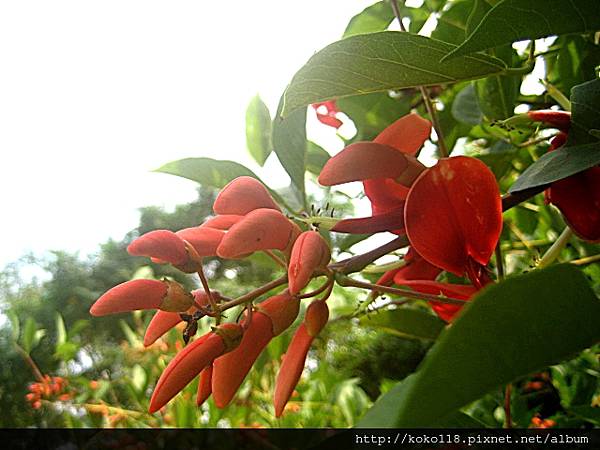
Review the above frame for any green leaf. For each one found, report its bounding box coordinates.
[430,0,472,46]
[54,341,78,361]
[272,95,307,204]
[359,308,445,341]
[245,95,272,167]
[155,157,286,207]
[445,0,600,60]
[282,32,506,116]
[362,265,600,427]
[7,311,19,342]
[465,0,492,37]
[451,83,483,125]
[342,1,395,38]
[119,319,143,348]
[131,364,147,393]
[568,78,600,146]
[508,142,600,192]
[306,141,330,176]
[55,312,67,346]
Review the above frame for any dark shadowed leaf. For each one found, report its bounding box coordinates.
[445,0,600,60]
[359,265,600,427]
[452,83,483,125]
[568,78,600,146]
[282,32,505,116]
[306,141,330,176]
[359,308,445,341]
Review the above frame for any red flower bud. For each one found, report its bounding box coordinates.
[288,231,331,295]
[217,209,301,259]
[127,230,188,266]
[256,291,301,336]
[304,300,329,337]
[213,176,280,215]
[212,312,274,408]
[148,323,243,413]
[144,311,182,347]
[405,156,502,278]
[196,365,213,406]
[175,227,225,258]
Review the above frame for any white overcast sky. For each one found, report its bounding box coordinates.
[0,0,378,268]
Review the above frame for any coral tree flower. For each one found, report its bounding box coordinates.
[287,231,331,295]
[312,101,343,129]
[529,110,600,242]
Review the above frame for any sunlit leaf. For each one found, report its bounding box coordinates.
[246,95,272,167]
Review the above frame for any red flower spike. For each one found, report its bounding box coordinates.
[331,206,405,234]
[405,156,503,277]
[127,230,188,266]
[527,110,571,133]
[217,208,301,259]
[91,279,168,316]
[273,324,312,418]
[175,227,225,258]
[256,292,301,336]
[211,312,274,408]
[288,231,331,295]
[396,280,477,322]
[148,323,243,413]
[200,215,244,230]
[196,365,213,406]
[318,142,425,187]
[213,176,280,215]
[143,289,212,346]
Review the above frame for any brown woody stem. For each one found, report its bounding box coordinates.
[218,275,288,312]
[328,236,409,275]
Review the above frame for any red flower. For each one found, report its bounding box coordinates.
[312,101,343,129]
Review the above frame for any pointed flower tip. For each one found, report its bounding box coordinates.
[213,176,280,215]
[175,227,225,259]
[143,310,183,347]
[217,209,300,259]
[374,113,432,155]
[127,230,188,266]
[288,231,331,295]
[257,292,300,336]
[527,110,571,132]
[304,300,329,337]
[318,142,420,187]
[90,279,168,317]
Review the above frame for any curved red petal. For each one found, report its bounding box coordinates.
[288,231,331,295]
[149,332,224,413]
[405,156,502,276]
[213,176,280,215]
[217,209,301,259]
[318,142,421,186]
[176,227,225,257]
[211,312,274,408]
[90,279,167,316]
[127,230,188,266]
[196,365,213,406]
[393,250,442,283]
[143,310,182,347]
[304,300,329,338]
[374,113,432,156]
[273,324,313,418]
[527,110,571,133]
[331,206,405,234]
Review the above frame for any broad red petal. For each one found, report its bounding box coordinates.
[393,249,442,283]
[405,156,502,276]
[331,206,405,234]
[374,113,432,155]
[213,176,280,215]
[527,110,571,133]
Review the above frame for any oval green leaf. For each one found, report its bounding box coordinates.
[281,31,506,116]
[359,265,600,427]
[245,95,272,167]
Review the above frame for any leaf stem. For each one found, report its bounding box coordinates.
[14,343,44,382]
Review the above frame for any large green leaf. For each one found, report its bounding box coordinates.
[154,157,285,206]
[430,0,472,45]
[568,78,600,146]
[359,308,445,341]
[508,142,600,192]
[445,0,600,60]
[342,1,395,38]
[452,83,483,125]
[272,96,307,205]
[245,95,272,167]
[359,265,600,427]
[282,32,506,116]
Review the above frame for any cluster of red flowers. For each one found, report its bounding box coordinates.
[26,375,72,409]
[91,177,331,416]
